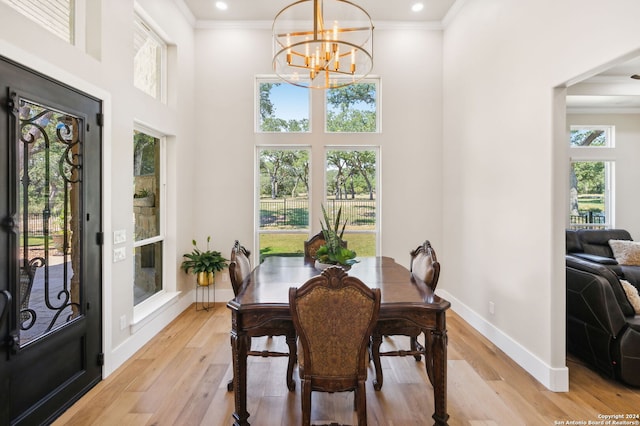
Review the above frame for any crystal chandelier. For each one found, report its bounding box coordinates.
[272,0,374,89]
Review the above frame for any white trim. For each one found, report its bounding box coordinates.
[195,19,442,31]
[441,0,468,28]
[171,0,196,27]
[110,291,189,375]
[437,289,569,392]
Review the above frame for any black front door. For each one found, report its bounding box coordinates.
[0,57,102,425]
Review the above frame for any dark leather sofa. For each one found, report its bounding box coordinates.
[567,229,640,288]
[565,229,640,386]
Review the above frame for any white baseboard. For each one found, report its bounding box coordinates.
[437,289,569,392]
[107,293,192,377]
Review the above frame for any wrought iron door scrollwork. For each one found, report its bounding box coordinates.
[15,97,83,342]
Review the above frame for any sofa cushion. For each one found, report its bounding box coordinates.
[571,252,618,265]
[566,255,636,317]
[609,239,640,266]
[620,279,640,315]
[566,230,583,253]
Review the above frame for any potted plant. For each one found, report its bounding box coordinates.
[181,236,228,286]
[314,204,358,269]
[134,188,155,207]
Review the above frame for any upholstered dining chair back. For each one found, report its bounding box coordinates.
[229,240,251,297]
[303,231,347,264]
[226,239,297,393]
[290,266,380,426]
[409,240,440,291]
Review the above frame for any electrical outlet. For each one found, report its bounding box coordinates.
[489,301,495,315]
[113,247,126,262]
[113,229,126,244]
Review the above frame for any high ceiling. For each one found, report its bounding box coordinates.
[181,0,458,22]
[179,0,640,113]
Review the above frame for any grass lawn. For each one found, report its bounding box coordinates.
[259,232,376,262]
[578,195,604,212]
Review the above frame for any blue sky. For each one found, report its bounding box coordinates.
[269,83,310,121]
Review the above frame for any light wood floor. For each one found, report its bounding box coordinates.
[53,304,640,425]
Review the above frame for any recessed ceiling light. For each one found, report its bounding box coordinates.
[215,1,228,11]
[411,3,424,12]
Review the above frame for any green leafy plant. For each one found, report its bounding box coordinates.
[181,236,228,274]
[315,204,358,266]
[134,188,151,198]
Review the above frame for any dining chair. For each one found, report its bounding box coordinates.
[369,240,440,390]
[227,240,297,391]
[290,266,381,426]
[303,231,347,264]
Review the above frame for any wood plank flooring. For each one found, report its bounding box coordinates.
[53,304,640,425]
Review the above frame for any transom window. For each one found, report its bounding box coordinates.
[256,79,310,132]
[3,0,74,43]
[134,14,166,100]
[326,81,379,133]
[570,125,614,148]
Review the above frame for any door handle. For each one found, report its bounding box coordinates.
[1,290,19,357]
[0,290,10,327]
[1,215,17,233]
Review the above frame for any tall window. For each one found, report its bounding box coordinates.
[256,79,310,132]
[133,129,164,305]
[133,14,166,100]
[569,126,614,229]
[3,0,74,43]
[325,148,378,256]
[257,148,311,260]
[326,81,379,133]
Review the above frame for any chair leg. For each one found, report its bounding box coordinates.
[356,381,367,426]
[410,335,423,361]
[301,378,312,426]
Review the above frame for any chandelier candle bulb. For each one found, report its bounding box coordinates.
[272,0,373,89]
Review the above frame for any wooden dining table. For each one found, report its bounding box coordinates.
[227,256,451,425]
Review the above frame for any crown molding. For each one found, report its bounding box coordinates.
[195,19,443,31]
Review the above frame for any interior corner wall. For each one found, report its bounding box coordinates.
[442,0,640,390]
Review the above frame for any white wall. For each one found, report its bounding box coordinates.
[442,0,640,390]
[567,113,640,239]
[193,23,444,298]
[0,0,197,375]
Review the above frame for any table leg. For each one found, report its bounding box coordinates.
[285,330,297,391]
[231,323,250,426]
[370,332,383,391]
[431,314,449,426]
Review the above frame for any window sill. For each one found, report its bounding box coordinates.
[131,291,181,334]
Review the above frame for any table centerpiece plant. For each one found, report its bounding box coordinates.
[314,204,358,270]
[181,236,228,286]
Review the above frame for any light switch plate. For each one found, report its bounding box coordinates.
[113,247,126,262]
[113,229,126,244]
